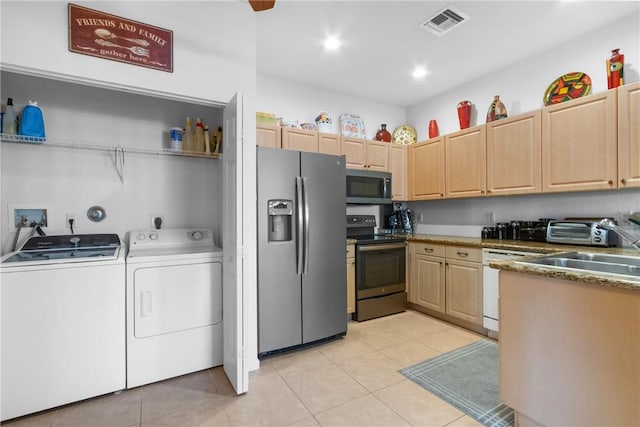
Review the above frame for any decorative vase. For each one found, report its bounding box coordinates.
[607,48,624,89]
[375,124,391,142]
[428,119,439,138]
[457,100,472,130]
[486,95,508,122]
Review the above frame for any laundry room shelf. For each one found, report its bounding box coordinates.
[0,133,220,159]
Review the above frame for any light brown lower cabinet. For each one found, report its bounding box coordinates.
[346,244,355,314]
[500,271,640,426]
[408,243,483,328]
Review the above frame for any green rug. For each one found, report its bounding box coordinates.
[399,339,513,427]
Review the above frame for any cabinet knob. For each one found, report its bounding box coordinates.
[487,189,492,193]
[424,248,434,252]
[621,178,627,185]
[608,180,614,186]
[457,251,469,257]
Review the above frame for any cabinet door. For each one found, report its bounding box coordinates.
[445,126,487,198]
[542,90,617,192]
[365,140,390,171]
[341,136,367,169]
[256,125,281,148]
[487,111,541,196]
[319,133,341,156]
[389,144,408,200]
[618,82,640,189]
[346,244,355,314]
[409,138,445,200]
[445,259,483,325]
[282,128,318,152]
[415,253,446,313]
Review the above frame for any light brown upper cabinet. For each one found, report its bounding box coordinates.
[486,111,542,196]
[618,81,640,189]
[282,127,319,152]
[341,136,389,171]
[408,137,445,200]
[445,126,487,198]
[389,144,408,200]
[541,90,617,192]
[318,132,341,156]
[256,124,281,148]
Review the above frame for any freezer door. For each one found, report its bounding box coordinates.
[300,151,347,344]
[257,147,303,354]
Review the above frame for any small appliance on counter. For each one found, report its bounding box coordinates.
[546,218,619,247]
[387,208,415,234]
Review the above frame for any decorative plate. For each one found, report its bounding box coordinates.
[543,72,592,106]
[392,125,417,145]
[315,111,332,124]
[339,113,366,139]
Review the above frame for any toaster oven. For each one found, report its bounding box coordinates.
[546,219,619,247]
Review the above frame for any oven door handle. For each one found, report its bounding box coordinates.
[358,243,406,252]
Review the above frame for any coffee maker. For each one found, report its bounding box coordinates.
[388,208,415,234]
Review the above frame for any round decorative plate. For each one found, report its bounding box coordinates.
[543,72,592,106]
[392,125,417,145]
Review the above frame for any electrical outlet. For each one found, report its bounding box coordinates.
[486,211,496,223]
[66,213,76,228]
[150,214,164,229]
[417,212,424,222]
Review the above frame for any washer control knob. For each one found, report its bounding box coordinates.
[69,236,81,246]
[136,233,146,241]
[148,232,159,240]
[191,231,203,240]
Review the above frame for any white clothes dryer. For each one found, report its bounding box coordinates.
[125,228,223,388]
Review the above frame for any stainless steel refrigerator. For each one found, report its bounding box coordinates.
[257,147,347,356]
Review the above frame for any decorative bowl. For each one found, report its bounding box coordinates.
[300,122,317,130]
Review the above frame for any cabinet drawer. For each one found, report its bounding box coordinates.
[346,244,355,258]
[414,243,445,257]
[446,246,481,262]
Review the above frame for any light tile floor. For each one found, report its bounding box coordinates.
[3,310,488,427]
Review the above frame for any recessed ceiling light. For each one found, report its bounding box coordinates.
[412,67,428,79]
[324,36,341,51]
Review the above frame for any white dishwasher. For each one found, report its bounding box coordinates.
[482,248,541,334]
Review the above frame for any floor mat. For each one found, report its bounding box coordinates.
[399,339,513,427]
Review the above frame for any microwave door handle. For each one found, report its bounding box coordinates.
[302,177,310,275]
[296,177,304,275]
[382,178,389,198]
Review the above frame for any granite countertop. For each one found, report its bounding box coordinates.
[346,239,357,245]
[404,233,640,291]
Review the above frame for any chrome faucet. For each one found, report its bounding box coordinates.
[598,218,640,250]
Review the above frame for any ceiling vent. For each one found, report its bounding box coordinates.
[419,5,470,36]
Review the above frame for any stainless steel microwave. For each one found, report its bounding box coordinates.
[346,169,392,204]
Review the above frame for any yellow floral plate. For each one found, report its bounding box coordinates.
[392,125,417,145]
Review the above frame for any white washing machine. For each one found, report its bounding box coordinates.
[1,234,125,421]
[125,228,223,388]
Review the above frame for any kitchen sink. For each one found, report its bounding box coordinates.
[516,252,640,279]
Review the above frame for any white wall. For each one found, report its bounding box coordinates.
[407,12,640,139]
[257,73,406,140]
[0,1,256,104]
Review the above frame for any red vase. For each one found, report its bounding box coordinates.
[607,48,624,89]
[457,100,472,130]
[375,124,391,142]
[428,120,439,138]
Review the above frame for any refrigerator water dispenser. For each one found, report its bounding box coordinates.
[268,200,293,242]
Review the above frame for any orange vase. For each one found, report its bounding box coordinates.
[457,100,472,130]
[428,120,439,138]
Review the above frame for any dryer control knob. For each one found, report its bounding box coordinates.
[148,233,159,240]
[136,233,146,241]
[191,231,203,240]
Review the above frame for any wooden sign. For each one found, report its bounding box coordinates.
[68,3,173,72]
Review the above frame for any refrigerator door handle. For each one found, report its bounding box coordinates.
[296,176,304,275]
[302,176,310,274]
